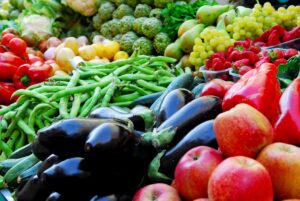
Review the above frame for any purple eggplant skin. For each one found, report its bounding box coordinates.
[31,139,52,161]
[159,120,218,178]
[90,194,132,201]
[46,192,92,201]
[37,154,61,177]
[37,119,124,158]
[46,192,61,201]
[156,96,222,147]
[89,107,145,131]
[157,88,195,126]
[16,175,52,201]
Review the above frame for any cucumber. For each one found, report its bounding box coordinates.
[8,144,32,159]
[0,156,28,175]
[4,154,39,187]
[192,83,206,97]
[150,73,194,115]
[132,92,163,107]
[18,161,42,185]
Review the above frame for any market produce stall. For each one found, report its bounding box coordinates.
[0,0,299,200]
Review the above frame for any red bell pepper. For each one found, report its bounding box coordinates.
[0,52,26,67]
[0,62,18,81]
[13,63,52,89]
[0,82,17,105]
[222,63,281,125]
[201,79,234,99]
[274,77,300,145]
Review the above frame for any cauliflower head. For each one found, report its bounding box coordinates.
[62,0,100,16]
[133,17,147,35]
[112,4,134,19]
[119,15,135,34]
[154,0,173,8]
[132,37,154,55]
[142,17,162,39]
[149,8,162,19]
[120,31,139,54]
[153,32,172,54]
[134,4,151,18]
[98,2,116,21]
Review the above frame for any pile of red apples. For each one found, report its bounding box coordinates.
[132,104,300,201]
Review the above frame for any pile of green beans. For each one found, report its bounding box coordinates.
[0,55,185,159]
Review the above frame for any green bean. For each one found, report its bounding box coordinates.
[112,65,131,76]
[44,109,57,117]
[13,90,48,103]
[110,101,133,107]
[35,118,44,130]
[133,65,155,74]
[0,141,12,158]
[79,71,107,78]
[29,104,54,129]
[150,56,177,63]
[158,77,176,86]
[185,67,192,74]
[27,83,45,90]
[0,96,26,115]
[113,92,140,102]
[119,74,156,81]
[101,83,117,107]
[48,75,71,82]
[33,86,65,93]
[3,111,16,120]
[155,70,175,78]
[1,120,8,131]
[121,87,135,93]
[15,133,25,150]
[126,84,151,96]
[136,80,166,92]
[70,94,81,118]
[42,114,53,123]
[79,87,101,117]
[17,120,36,141]
[7,130,19,149]
[80,93,91,103]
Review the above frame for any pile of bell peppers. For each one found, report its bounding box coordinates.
[0,29,53,105]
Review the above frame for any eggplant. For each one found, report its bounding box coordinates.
[157,88,195,126]
[38,119,124,158]
[46,192,62,201]
[31,139,52,160]
[16,175,52,201]
[40,157,92,195]
[46,192,92,201]
[37,154,61,177]
[90,194,132,201]
[155,96,222,147]
[159,120,218,178]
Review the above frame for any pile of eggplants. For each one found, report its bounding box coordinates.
[16,88,222,201]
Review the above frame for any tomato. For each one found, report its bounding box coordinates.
[1,28,18,37]
[9,38,27,56]
[1,33,16,47]
[0,45,6,53]
[29,54,44,64]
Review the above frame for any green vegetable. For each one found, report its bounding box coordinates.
[153,32,172,54]
[133,17,147,35]
[134,4,151,18]
[108,19,121,36]
[61,0,100,16]
[111,0,125,6]
[133,37,154,55]
[161,0,217,39]
[141,0,154,6]
[119,15,135,34]
[120,31,139,54]
[278,54,300,89]
[92,14,102,30]
[154,0,173,8]
[98,1,116,21]
[113,34,123,43]
[142,17,162,39]
[100,22,112,38]
[149,8,162,19]
[112,4,134,19]
[125,0,139,8]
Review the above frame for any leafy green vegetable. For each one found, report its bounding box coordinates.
[278,54,300,88]
[0,20,19,33]
[161,0,217,40]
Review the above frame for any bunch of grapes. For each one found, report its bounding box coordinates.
[189,27,234,69]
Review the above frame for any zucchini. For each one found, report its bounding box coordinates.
[8,144,32,159]
[17,161,42,185]
[132,92,163,107]
[0,156,28,175]
[4,154,39,187]
[0,188,13,201]
[150,73,194,115]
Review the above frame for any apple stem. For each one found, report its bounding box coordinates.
[142,127,176,150]
[148,150,172,183]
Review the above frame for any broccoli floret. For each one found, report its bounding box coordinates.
[111,0,125,6]
[175,1,187,5]
[133,17,146,35]
[140,0,154,6]
[100,22,112,39]
[125,0,139,8]
[120,31,139,54]
[113,34,123,43]
[142,17,162,39]
[154,0,173,8]
[133,37,154,55]
[98,2,116,21]
[112,4,134,19]
[149,8,162,19]
[92,14,102,30]
[107,19,120,37]
[153,32,172,54]
[119,15,135,34]
[134,4,151,18]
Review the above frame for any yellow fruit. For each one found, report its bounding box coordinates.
[103,41,120,60]
[92,43,106,58]
[78,45,97,61]
[64,37,79,55]
[56,47,75,73]
[114,51,129,61]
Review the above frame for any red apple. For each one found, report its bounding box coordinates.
[214,103,274,158]
[174,146,223,200]
[132,183,181,201]
[282,200,300,201]
[257,143,300,200]
[208,156,273,201]
[193,199,210,201]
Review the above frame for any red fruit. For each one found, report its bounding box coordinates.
[274,49,285,59]
[267,30,281,46]
[273,58,287,66]
[284,48,298,59]
[224,61,232,69]
[228,50,243,62]
[212,58,224,71]
[211,52,226,62]
[254,41,267,47]
[255,56,271,68]
[227,46,234,56]
[1,33,16,47]
[249,46,261,54]
[239,66,253,75]
[1,28,18,37]
[193,199,210,201]
[242,51,259,65]
[233,59,250,69]
[205,59,213,70]
[9,38,27,56]
[0,45,6,53]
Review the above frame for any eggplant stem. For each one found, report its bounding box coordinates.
[142,127,176,150]
[148,150,172,183]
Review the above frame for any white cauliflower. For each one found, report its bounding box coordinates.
[61,0,100,16]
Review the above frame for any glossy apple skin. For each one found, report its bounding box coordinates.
[257,143,300,200]
[208,156,273,201]
[193,199,210,201]
[174,146,223,200]
[214,103,274,158]
[132,183,182,201]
